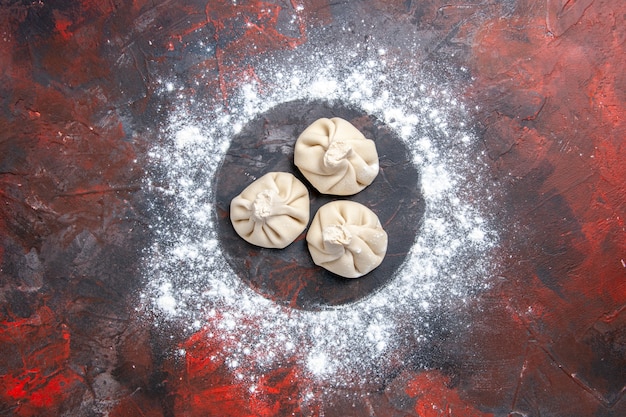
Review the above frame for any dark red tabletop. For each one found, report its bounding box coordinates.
[1,1,624,416]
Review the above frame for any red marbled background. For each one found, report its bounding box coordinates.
[1,0,624,416]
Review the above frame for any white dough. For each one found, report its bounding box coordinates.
[294,118,379,195]
[230,172,310,248]
[306,201,388,278]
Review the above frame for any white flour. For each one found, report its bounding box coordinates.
[140,22,498,402]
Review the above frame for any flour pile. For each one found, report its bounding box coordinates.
[140,24,498,395]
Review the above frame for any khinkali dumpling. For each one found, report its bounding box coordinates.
[294,118,379,196]
[306,201,388,278]
[230,172,310,248]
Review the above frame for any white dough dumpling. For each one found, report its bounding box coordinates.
[294,117,379,195]
[306,201,388,278]
[230,172,310,248]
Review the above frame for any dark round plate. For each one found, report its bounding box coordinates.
[214,99,424,310]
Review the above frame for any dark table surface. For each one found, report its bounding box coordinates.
[1,1,625,416]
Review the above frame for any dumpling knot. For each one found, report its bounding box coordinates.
[323,140,353,168]
[251,189,277,222]
[322,224,352,246]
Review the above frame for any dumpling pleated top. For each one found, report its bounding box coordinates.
[294,117,379,196]
[306,200,388,278]
[230,172,310,248]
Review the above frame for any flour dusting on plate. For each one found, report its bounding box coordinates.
[140,21,499,397]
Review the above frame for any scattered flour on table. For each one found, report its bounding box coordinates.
[140,25,498,398]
